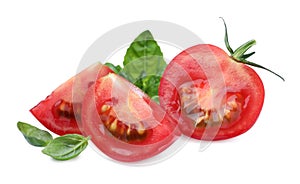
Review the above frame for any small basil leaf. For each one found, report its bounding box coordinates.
[104,62,122,74]
[42,134,89,161]
[151,95,160,104]
[17,121,53,147]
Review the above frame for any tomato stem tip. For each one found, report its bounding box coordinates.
[219,17,285,81]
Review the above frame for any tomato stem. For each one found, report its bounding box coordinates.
[232,39,256,59]
[220,17,285,81]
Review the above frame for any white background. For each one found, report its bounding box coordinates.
[1,0,298,183]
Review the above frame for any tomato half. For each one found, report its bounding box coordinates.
[30,63,113,135]
[158,44,264,140]
[81,73,180,162]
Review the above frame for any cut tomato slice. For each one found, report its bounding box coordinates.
[159,44,264,140]
[30,63,113,135]
[81,73,180,162]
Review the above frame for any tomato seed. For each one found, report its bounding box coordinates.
[101,105,111,113]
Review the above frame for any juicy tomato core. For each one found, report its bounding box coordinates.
[179,80,246,128]
[52,99,81,119]
[99,102,149,143]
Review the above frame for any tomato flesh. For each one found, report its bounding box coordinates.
[81,73,180,162]
[30,63,113,135]
[159,44,264,140]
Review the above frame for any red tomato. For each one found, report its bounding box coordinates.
[81,73,180,162]
[159,44,265,140]
[30,63,113,135]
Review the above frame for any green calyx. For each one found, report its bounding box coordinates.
[220,17,285,81]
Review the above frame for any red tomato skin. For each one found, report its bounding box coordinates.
[30,63,113,135]
[159,44,265,140]
[81,73,180,162]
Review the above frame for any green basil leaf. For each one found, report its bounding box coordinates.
[104,62,122,74]
[123,30,165,66]
[119,30,166,98]
[17,121,53,147]
[42,134,89,161]
[134,75,161,98]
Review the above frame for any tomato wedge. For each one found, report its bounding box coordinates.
[30,63,113,135]
[81,73,180,162]
[159,44,265,140]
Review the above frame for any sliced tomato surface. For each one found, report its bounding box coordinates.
[159,44,264,140]
[81,73,180,162]
[30,63,113,135]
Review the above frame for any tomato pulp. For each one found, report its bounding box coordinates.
[159,44,265,140]
[30,63,113,135]
[81,73,180,162]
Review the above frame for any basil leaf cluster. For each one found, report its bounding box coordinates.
[17,122,89,161]
[105,30,166,100]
